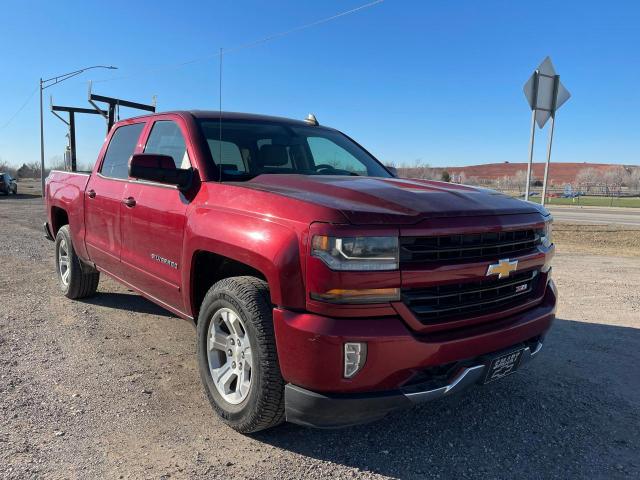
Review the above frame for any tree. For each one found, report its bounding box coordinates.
[575,168,602,194]
[629,168,640,192]
[395,161,438,180]
[603,167,630,194]
[16,162,41,178]
[441,170,451,182]
[465,176,481,186]
[0,159,18,177]
[512,170,528,194]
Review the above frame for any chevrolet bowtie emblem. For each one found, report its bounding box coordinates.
[486,259,518,279]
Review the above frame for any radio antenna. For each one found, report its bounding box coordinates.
[218,47,223,182]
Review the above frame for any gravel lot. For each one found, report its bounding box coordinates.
[1,196,639,479]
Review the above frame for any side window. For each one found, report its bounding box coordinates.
[307,137,368,175]
[144,121,190,169]
[207,139,246,173]
[100,123,145,179]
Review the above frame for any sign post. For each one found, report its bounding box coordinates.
[522,57,571,205]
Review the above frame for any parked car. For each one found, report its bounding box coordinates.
[0,173,17,195]
[44,111,556,432]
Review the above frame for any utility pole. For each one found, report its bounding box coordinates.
[39,78,45,196]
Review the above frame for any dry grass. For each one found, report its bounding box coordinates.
[554,223,640,257]
[14,178,42,196]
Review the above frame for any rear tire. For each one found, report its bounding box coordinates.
[197,276,285,433]
[55,225,100,299]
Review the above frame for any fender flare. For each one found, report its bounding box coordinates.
[183,208,306,315]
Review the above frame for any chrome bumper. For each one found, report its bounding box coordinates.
[404,340,543,404]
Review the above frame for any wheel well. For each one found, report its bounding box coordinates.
[51,207,69,235]
[191,251,268,320]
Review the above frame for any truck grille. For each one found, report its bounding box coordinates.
[400,229,540,265]
[401,270,540,324]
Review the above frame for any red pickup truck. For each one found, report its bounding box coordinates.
[45,111,556,432]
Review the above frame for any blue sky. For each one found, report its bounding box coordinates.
[0,0,639,169]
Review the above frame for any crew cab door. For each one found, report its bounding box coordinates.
[119,118,191,313]
[84,121,145,274]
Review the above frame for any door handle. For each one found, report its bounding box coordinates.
[87,189,96,198]
[122,197,136,208]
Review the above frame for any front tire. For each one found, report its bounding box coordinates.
[55,225,100,299]
[197,276,285,433]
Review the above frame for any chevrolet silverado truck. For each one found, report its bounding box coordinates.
[44,111,556,432]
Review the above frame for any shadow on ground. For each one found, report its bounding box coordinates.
[253,318,639,479]
[0,193,41,199]
[80,292,177,318]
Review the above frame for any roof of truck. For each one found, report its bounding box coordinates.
[125,110,318,127]
[191,111,314,126]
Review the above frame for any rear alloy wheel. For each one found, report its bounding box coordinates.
[58,237,72,286]
[197,276,285,433]
[55,225,100,299]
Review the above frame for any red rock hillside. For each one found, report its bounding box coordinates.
[443,162,628,185]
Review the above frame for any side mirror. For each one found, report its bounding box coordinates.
[386,166,398,177]
[129,153,193,190]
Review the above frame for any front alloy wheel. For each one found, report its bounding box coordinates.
[197,276,285,433]
[207,307,253,405]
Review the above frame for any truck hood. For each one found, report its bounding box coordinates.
[239,175,546,225]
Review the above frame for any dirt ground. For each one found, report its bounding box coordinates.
[1,196,639,480]
[554,223,640,256]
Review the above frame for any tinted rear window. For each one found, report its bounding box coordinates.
[100,123,145,179]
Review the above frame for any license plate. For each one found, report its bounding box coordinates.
[482,348,524,384]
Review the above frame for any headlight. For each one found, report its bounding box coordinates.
[311,235,399,271]
[539,220,553,248]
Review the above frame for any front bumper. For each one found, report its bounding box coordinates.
[285,340,543,428]
[274,280,557,427]
[43,222,54,241]
[274,281,556,393]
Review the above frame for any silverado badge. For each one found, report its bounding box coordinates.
[486,259,518,279]
[151,253,178,269]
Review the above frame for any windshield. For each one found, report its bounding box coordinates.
[198,120,391,181]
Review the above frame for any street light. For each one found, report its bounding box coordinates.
[39,65,117,195]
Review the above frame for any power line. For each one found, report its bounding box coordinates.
[0,86,38,132]
[0,1,384,130]
[225,0,385,54]
[92,0,384,84]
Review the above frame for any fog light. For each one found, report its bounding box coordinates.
[344,342,367,378]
